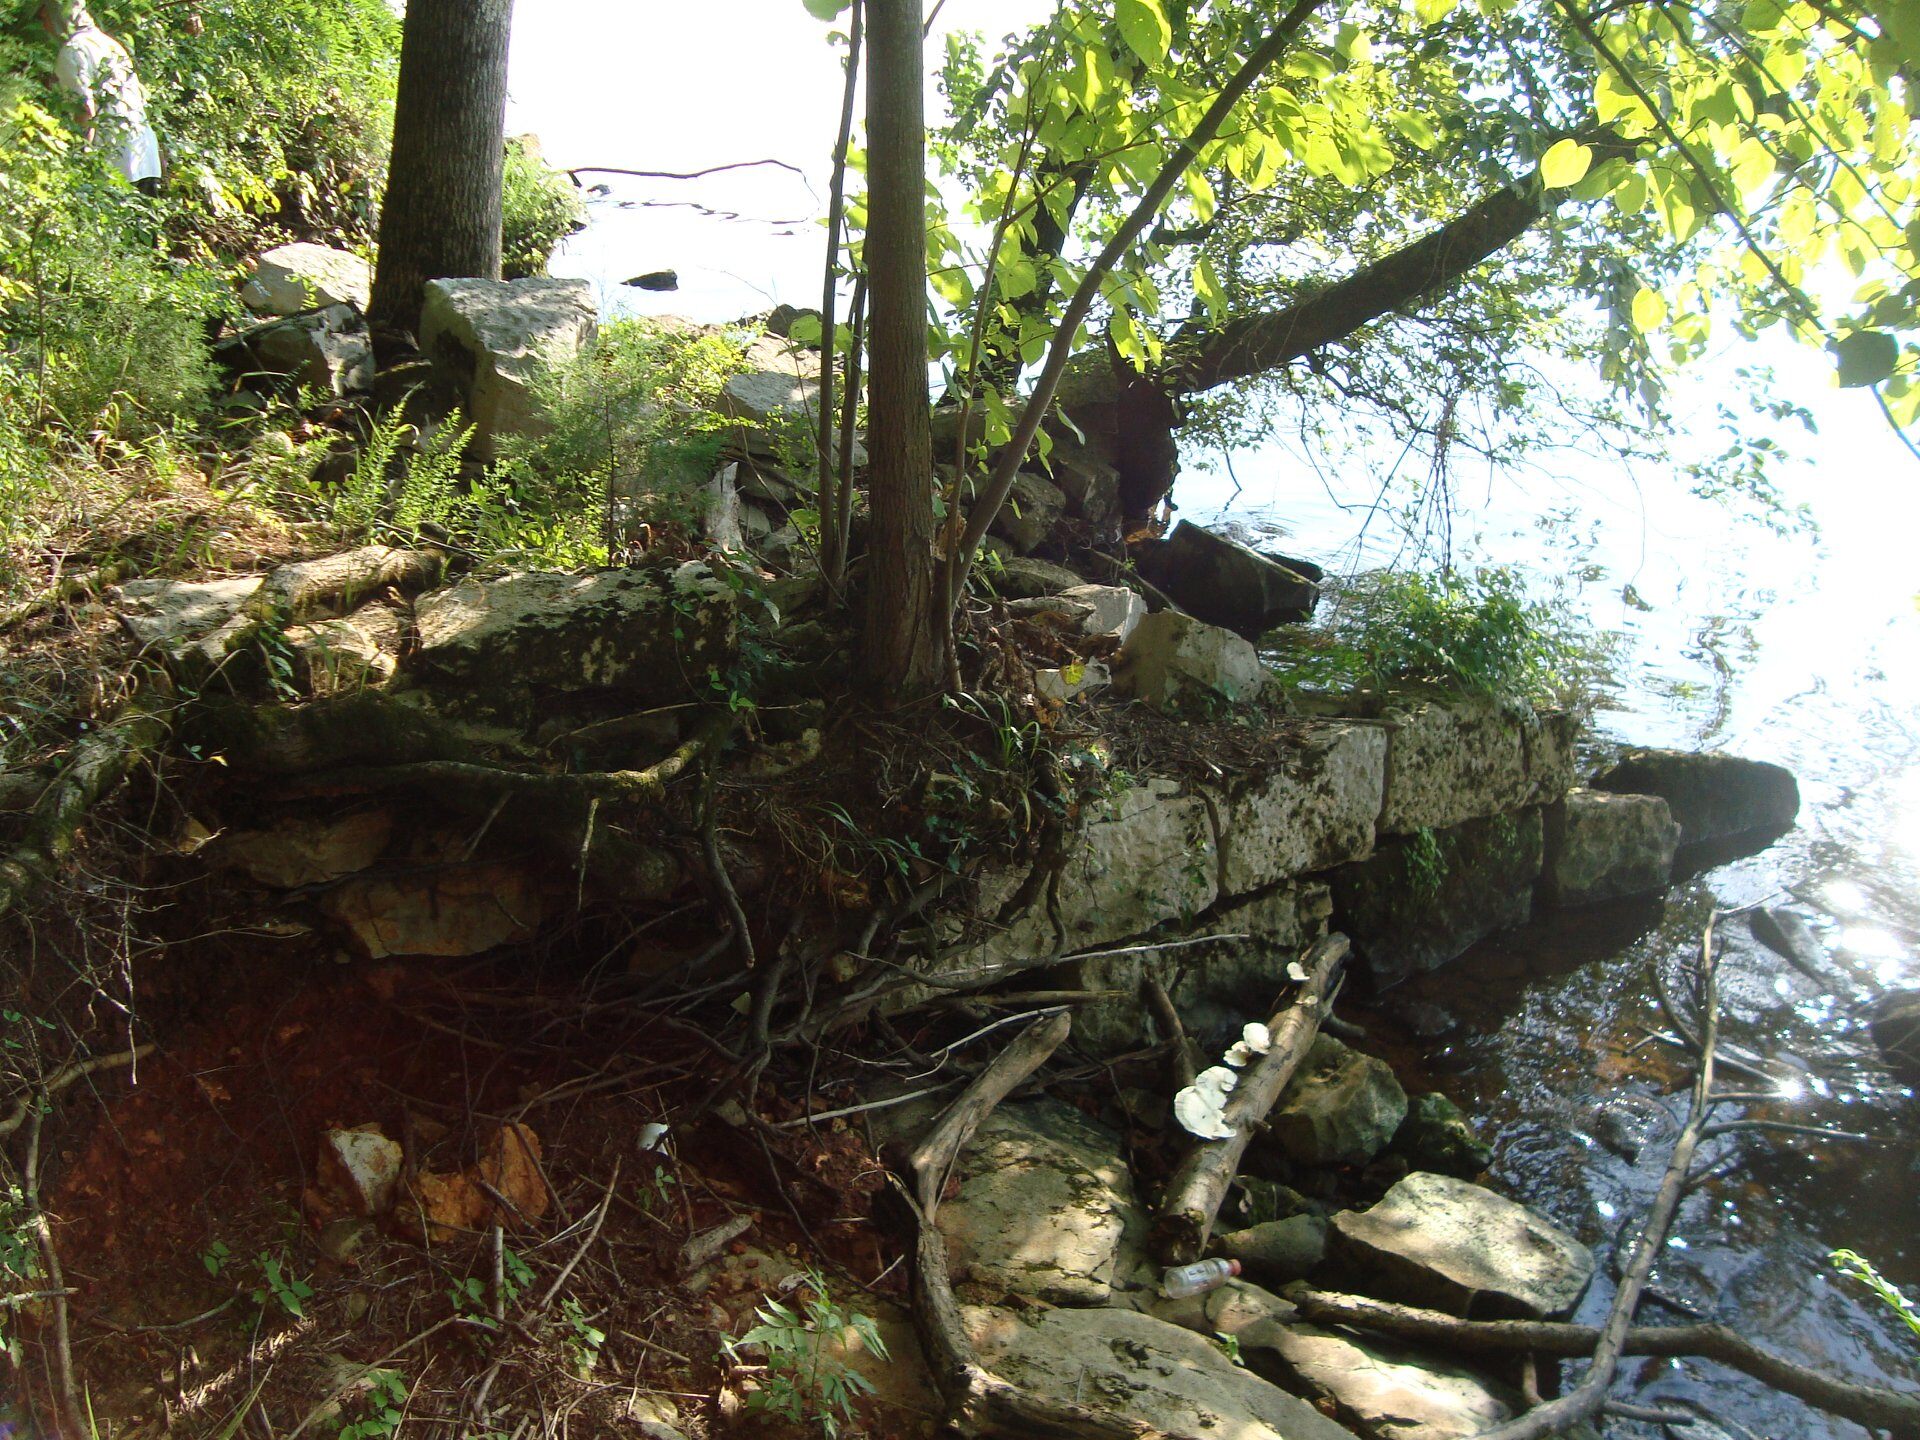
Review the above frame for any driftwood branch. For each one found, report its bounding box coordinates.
[0,1045,156,1139]
[904,1011,1210,1439]
[565,159,806,183]
[1142,972,1199,1090]
[1283,1287,1920,1438]
[1152,934,1348,1264]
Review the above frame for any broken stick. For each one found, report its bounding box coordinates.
[1151,934,1349,1264]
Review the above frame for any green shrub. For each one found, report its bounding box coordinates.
[495,318,745,558]
[1272,565,1609,711]
[502,137,584,280]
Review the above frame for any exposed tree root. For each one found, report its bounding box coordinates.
[1282,1287,1920,1438]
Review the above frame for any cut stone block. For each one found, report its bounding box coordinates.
[1213,721,1386,895]
[1379,697,1577,834]
[1539,789,1679,907]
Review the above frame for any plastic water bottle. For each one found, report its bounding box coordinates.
[1160,1257,1241,1298]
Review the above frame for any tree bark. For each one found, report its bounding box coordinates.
[860,0,943,699]
[368,0,515,331]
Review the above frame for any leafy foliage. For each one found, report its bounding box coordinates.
[721,1270,888,1439]
[1832,1248,1920,1344]
[502,136,584,279]
[1272,566,1608,709]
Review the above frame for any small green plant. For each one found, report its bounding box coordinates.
[336,1366,408,1440]
[1404,827,1446,898]
[1273,566,1608,711]
[560,1296,607,1375]
[201,1238,232,1277]
[447,1247,533,1329]
[501,137,585,279]
[721,1270,888,1439]
[1,1184,44,1363]
[251,1248,315,1319]
[1832,1248,1920,1343]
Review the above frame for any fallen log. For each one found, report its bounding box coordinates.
[1282,1287,1920,1438]
[1151,934,1348,1264]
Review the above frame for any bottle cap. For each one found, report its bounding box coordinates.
[1226,1258,1242,1277]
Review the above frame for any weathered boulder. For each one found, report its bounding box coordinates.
[321,862,544,959]
[1330,1172,1594,1319]
[718,332,820,423]
[1378,696,1578,834]
[1213,721,1386,895]
[965,1304,1360,1440]
[1389,1093,1494,1178]
[213,810,392,888]
[420,277,597,457]
[1217,1213,1329,1283]
[414,563,735,703]
[1255,1323,1517,1440]
[1115,610,1267,709]
[240,242,372,316]
[937,1098,1140,1305]
[282,602,406,697]
[1036,434,1123,534]
[1269,1034,1409,1167]
[1140,520,1319,636]
[988,555,1085,598]
[1539,789,1679,907]
[1330,810,1544,989]
[114,576,261,652]
[1870,989,1920,1081]
[252,303,374,395]
[1034,660,1110,704]
[316,1126,403,1217]
[1057,583,1146,644]
[988,471,1068,554]
[1589,748,1799,846]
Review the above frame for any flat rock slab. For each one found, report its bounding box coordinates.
[1258,1322,1516,1440]
[1116,610,1267,710]
[1331,1171,1593,1319]
[1540,789,1679,907]
[1589,748,1798,846]
[965,1303,1360,1440]
[1214,721,1386,895]
[939,1097,1141,1305]
[414,563,735,702]
[241,241,371,316]
[1270,1034,1409,1167]
[1379,697,1577,835]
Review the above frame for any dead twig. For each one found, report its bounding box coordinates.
[0,1043,155,1138]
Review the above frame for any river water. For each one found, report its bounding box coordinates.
[513,40,1920,1424]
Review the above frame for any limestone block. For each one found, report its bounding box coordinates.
[1116,610,1266,710]
[1539,788,1679,907]
[1331,810,1543,989]
[1268,1034,1409,1167]
[253,303,373,394]
[283,602,406,697]
[1379,696,1577,834]
[965,1304,1360,1440]
[1058,778,1218,948]
[1057,583,1146,644]
[240,242,371,316]
[939,1098,1140,1304]
[1589,747,1799,846]
[414,563,735,701]
[1330,1171,1594,1319]
[114,576,262,650]
[1213,721,1386,896]
[719,334,820,422]
[420,277,597,457]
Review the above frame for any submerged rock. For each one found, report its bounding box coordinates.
[1140,520,1319,636]
[1115,610,1267,709]
[1539,789,1679,907]
[937,1097,1141,1305]
[1270,1034,1409,1168]
[1589,748,1798,846]
[1330,1171,1594,1319]
[1870,990,1920,1081]
[1389,1093,1494,1178]
[1749,906,1831,981]
[965,1303,1360,1440]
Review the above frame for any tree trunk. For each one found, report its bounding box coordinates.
[860,0,943,700]
[368,0,515,332]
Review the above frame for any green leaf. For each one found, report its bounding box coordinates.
[1540,138,1594,190]
[1631,287,1668,332]
[1115,0,1172,66]
[802,0,850,17]
[1832,330,1899,386]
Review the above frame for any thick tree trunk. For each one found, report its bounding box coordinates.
[860,0,943,698]
[368,0,515,331]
